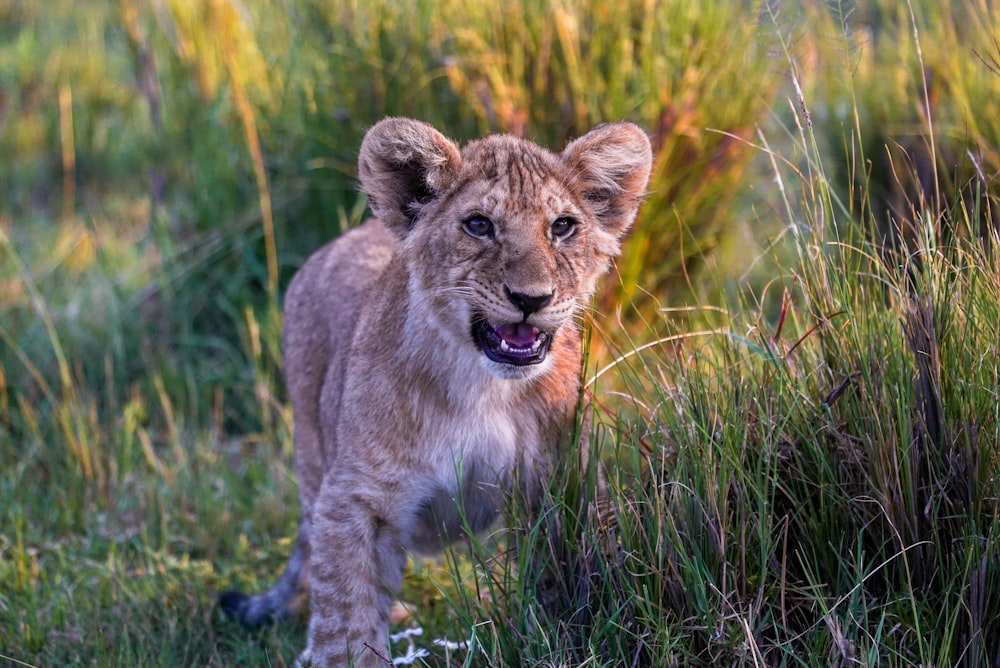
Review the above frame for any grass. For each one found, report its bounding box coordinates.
[2,0,1000,666]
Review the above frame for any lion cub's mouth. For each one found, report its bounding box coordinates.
[472,319,552,366]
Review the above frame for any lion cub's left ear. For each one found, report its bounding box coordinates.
[358,117,463,238]
[562,123,653,253]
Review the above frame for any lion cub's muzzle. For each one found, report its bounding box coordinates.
[471,285,557,367]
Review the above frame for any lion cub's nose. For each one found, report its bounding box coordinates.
[503,285,554,317]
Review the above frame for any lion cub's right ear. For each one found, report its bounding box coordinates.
[358,118,463,238]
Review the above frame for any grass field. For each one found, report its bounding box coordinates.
[2,0,999,665]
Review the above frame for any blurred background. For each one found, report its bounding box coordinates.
[2,0,998,432]
[3,0,998,432]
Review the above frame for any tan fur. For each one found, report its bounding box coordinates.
[224,118,652,667]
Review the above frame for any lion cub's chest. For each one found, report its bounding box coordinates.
[409,399,536,553]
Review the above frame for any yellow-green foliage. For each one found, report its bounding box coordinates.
[795,2,1000,238]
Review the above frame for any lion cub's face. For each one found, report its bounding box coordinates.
[358,119,652,380]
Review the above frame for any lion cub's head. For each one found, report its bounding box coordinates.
[358,118,652,380]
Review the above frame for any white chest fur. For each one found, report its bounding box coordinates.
[407,376,539,553]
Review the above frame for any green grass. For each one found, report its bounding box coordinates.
[2,0,1000,666]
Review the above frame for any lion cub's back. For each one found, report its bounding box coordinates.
[285,219,397,333]
[282,219,397,507]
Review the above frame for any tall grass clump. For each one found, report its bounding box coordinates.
[452,148,1000,666]
[439,7,1000,665]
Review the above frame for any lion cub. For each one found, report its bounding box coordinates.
[221,118,652,666]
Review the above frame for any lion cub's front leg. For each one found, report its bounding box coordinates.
[300,469,406,668]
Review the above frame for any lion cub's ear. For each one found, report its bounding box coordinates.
[358,118,463,237]
[561,123,653,251]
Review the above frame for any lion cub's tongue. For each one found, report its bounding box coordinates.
[496,323,539,347]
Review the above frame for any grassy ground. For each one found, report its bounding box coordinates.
[2,1,1000,666]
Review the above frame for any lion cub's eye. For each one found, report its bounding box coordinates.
[551,217,577,239]
[463,216,494,239]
